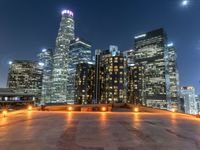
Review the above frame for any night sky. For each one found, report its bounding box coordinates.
[0,0,200,93]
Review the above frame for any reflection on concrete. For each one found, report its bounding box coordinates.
[0,111,200,150]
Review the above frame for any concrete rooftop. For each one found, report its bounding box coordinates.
[0,110,200,150]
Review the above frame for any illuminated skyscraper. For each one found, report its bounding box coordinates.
[167,43,180,110]
[180,86,198,114]
[67,37,92,103]
[38,48,53,103]
[196,95,200,114]
[134,28,170,109]
[127,64,144,104]
[52,10,75,102]
[95,46,127,104]
[74,62,95,104]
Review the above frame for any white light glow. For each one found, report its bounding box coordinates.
[38,62,44,67]
[88,61,94,65]
[61,9,73,16]
[75,38,79,41]
[134,34,146,39]
[62,10,67,14]
[42,49,47,52]
[167,43,174,47]
[128,64,135,67]
[182,0,189,6]
[9,61,13,65]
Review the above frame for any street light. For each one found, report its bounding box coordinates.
[101,107,106,112]
[28,105,32,111]
[171,108,176,113]
[68,106,72,111]
[134,107,139,112]
[2,110,7,117]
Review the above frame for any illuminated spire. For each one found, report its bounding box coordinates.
[61,9,73,17]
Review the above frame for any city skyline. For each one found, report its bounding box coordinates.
[0,0,200,94]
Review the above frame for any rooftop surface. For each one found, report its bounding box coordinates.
[0,110,200,150]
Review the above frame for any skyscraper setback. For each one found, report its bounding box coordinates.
[52,10,75,102]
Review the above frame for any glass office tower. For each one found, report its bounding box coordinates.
[134,28,170,109]
[180,86,198,114]
[52,10,75,102]
[38,48,53,103]
[67,38,92,103]
[167,43,180,110]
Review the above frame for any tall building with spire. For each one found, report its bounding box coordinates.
[52,10,75,102]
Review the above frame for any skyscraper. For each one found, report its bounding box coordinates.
[196,95,200,114]
[134,28,171,109]
[38,48,53,103]
[67,37,92,103]
[127,64,144,105]
[7,60,42,101]
[167,43,180,110]
[123,49,135,65]
[180,86,198,114]
[52,10,75,102]
[74,62,95,104]
[95,46,127,104]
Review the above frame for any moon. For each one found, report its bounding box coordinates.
[181,0,189,6]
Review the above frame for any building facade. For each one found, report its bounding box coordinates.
[74,62,95,104]
[127,64,144,105]
[134,28,178,110]
[67,37,92,103]
[0,88,35,102]
[123,49,135,65]
[180,86,198,114]
[52,10,75,102]
[95,46,127,104]
[196,95,200,114]
[7,60,42,101]
[38,48,53,103]
[167,43,180,110]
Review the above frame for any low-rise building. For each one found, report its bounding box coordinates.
[7,60,43,101]
[0,88,35,103]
